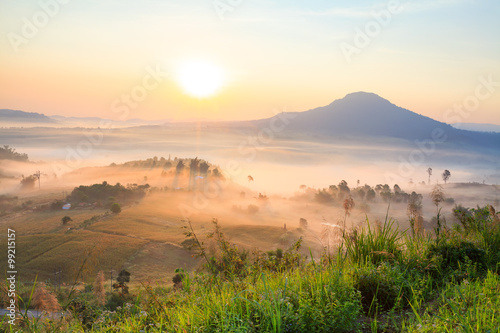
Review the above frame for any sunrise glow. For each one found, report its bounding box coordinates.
[175,60,225,98]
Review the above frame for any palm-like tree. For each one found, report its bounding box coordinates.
[442,170,451,184]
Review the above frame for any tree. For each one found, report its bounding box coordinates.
[337,180,350,201]
[110,203,121,214]
[0,145,28,161]
[431,184,445,238]
[20,174,39,190]
[366,188,376,201]
[199,161,210,177]
[62,216,72,225]
[172,160,185,189]
[212,168,222,178]
[189,157,200,189]
[431,184,444,210]
[427,167,432,184]
[113,269,130,295]
[442,170,451,184]
[356,188,366,200]
[407,192,423,236]
[175,160,185,173]
[33,170,41,189]
[343,195,355,229]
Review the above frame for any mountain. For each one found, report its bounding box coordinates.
[0,109,169,128]
[0,109,57,124]
[249,92,500,149]
[452,122,500,133]
[2,93,499,150]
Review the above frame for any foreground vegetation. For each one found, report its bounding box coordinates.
[2,204,500,332]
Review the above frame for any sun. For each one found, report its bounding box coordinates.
[175,60,225,98]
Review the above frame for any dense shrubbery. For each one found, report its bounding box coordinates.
[0,145,28,161]
[305,180,424,208]
[67,181,149,208]
[5,204,500,332]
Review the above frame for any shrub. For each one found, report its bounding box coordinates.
[172,268,186,287]
[110,203,121,214]
[67,181,148,206]
[353,262,409,314]
[428,240,486,273]
[20,175,37,190]
[106,293,126,311]
[481,224,500,271]
[252,239,303,273]
[69,297,101,328]
[453,205,490,233]
[51,200,64,210]
[32,282,61,312]
[61,215,72,225]
[343,217,402,265]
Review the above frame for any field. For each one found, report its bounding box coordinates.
[2,194,500,332]
[1,157,500,332]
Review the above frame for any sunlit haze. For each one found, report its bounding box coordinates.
[0,0,499,122]
[2,2,500,328]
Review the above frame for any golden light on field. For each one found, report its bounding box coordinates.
[175,60,225,98]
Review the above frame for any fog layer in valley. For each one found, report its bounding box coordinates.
[1,123,499,283]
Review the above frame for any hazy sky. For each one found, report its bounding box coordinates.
[1,0,499,123]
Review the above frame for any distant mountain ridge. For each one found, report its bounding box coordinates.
[248,92,500,149]
[0,109,56,123]
[1,93,499,151]
[452,122,500,133]
[0,109,168,127]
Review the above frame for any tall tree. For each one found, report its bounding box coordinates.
[172,160,185,189]
[427,167,432,185]
[189,157,200,190]
[442,170,451,184]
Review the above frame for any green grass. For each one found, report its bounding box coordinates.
[404,271,500,332]
[2,203,500,332]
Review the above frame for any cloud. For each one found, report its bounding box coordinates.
[298,0,471,18]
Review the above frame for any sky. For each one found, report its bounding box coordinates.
[0,0,499,124]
